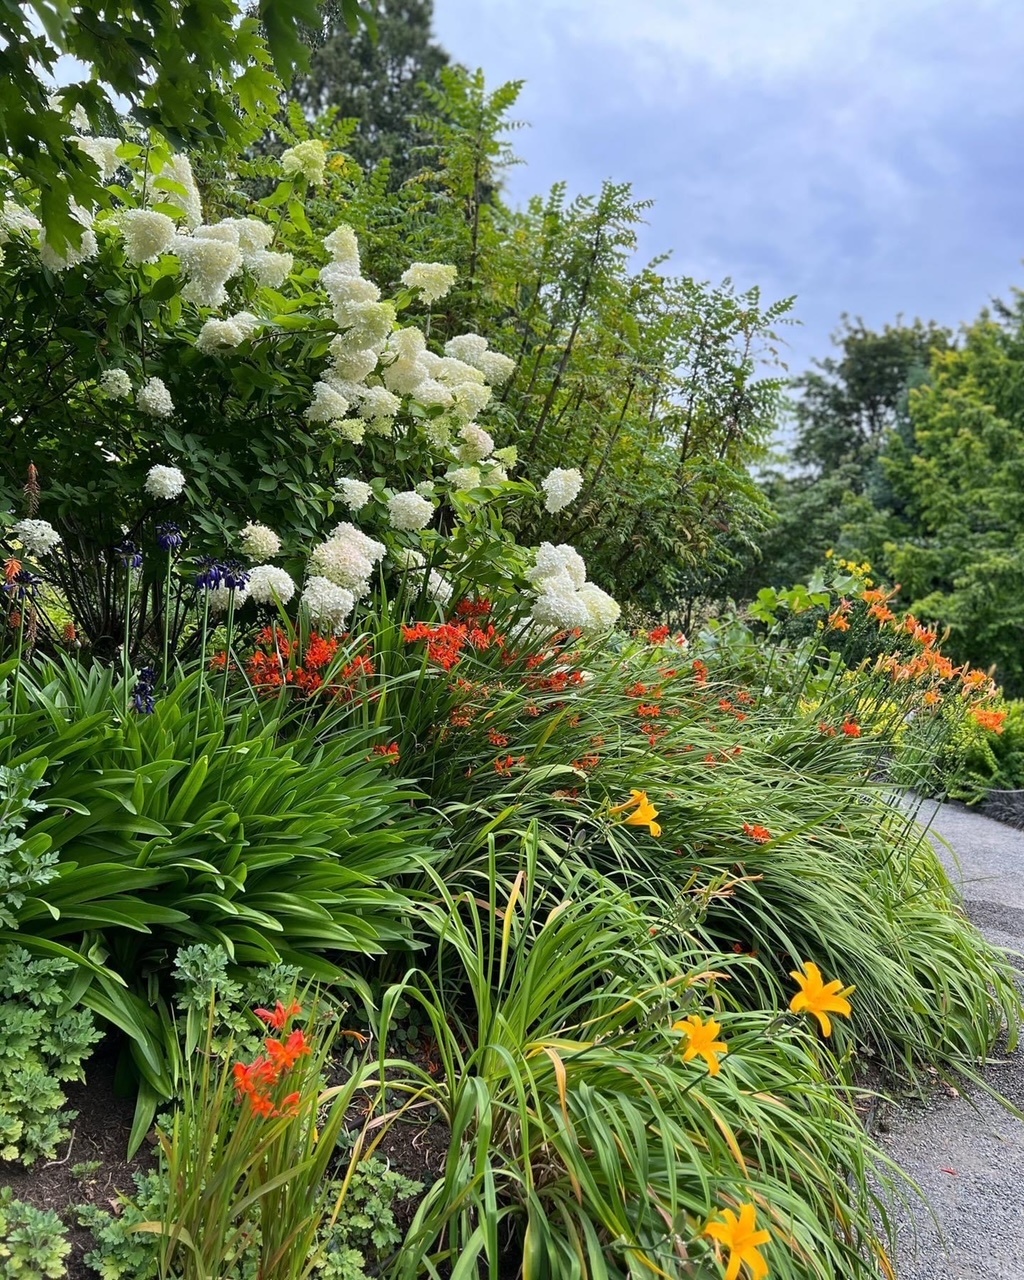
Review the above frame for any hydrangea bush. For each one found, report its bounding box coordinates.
[0,119,620,663]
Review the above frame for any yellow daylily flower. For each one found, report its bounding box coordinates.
[705,1203,772,1280]
[673,1013,728,1076]
[789,961,854,1038]
[609,789,661,837]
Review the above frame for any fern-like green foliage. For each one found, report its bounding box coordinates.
[0,947,102,1166]
[0,1189,71,1280]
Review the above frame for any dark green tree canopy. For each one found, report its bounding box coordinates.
[792,316,950,481]
[290,0,450,185]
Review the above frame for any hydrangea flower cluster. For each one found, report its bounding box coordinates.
[116,209,176,264]
[336,479,373,511]
[387,491,434,532]
[39,202,97,272]
[239,522,281,561]
[144,463,185,498]
[196,311,260,354]
[12,519,61,557]
[527,542,620,631]
[301,576,354,635]
[308,522,385,599]
[99,368,132,398]
[247,565,296,605]
[541,467,584,514]
[281,140,328,185]
[401,262,458,304]
[138,378,175,418]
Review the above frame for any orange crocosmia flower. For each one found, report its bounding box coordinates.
[4,557,23,583]
[255,1000,302,1031]
[705,1203,772,1280]
[648,625,671,644]
[841,719,861,737]
[266,1028,312,1071]
[609,789,661,837]
[789,961,854,1038]
[742,822,772,844]
[818,722,837,737]
[971,706,1007,734]
[673,1013,728,1076]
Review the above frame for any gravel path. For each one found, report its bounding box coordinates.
[882,798,1024,1279]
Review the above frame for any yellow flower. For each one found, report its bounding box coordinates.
[673,1013,728,1076]
[609,789,661,837]
[705,1203,772,1280]
[789,961,854,1038]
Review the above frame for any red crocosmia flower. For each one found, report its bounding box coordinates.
[842,719,862,737]
[255,1000,302,1031]
[742,822,772,844]
[648,625,671,644]
[266,1028,312,1071]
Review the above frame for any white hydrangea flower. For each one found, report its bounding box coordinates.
[207,584,249,613]
[39,204,97,272]
[333,301,396,352]
[330,418,366,444]
[330,343,379,382]
[388,328,428,361]
[456,423,495,465]
[492,445,518,469]
[309,539,375,595]
[387,491,434,532]
[529,542,587,590]
[174,235,243,309]
[541,467,584,514]
[116,209,177,264]
[12,519,61,556]
[247,564,296,605]
[531,579,591,631]
[194,223,240,245]
[323,224,360,270]
[578,581,620,629]
[413,378,454,409]
[0,201,40,236]
[301,575,355,635]
[443,334,515,386]
[392,547,426,571]
[435,356,486,386]
[223,218,274,252]
[158,154,202,228]
[381,328,429,394]
[357,386,401,421]
[281,140,327,185]
[321,263,380,310]
[446,466,482,491]
[100,368,132,398]
[195,317,244,354]
[305,381,350,423]
[248,249,293,289]
[138,379,175,419]
[477,350,516,385]
[367,418,396,438]
[74,135,122,181]
[444,334,489,365]
[239,521,281,560]
[144,462,185,498]
[426,569,453,606]
[414,481,435,497]
[336,478,373,511]
[450,381,492,422]
[329,522,386,565]
[401,261,457,304]
[481,463,508,484]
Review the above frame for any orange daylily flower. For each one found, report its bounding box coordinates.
[705,1203,772,1280]
[609,789,661,837]
[789,961,854,1038]
[673,1013,728,1076]
[970,706,1007,734]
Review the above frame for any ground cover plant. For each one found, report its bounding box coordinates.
[0,71,1020,1280]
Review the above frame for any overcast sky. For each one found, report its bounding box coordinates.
[432,0,1024,375]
